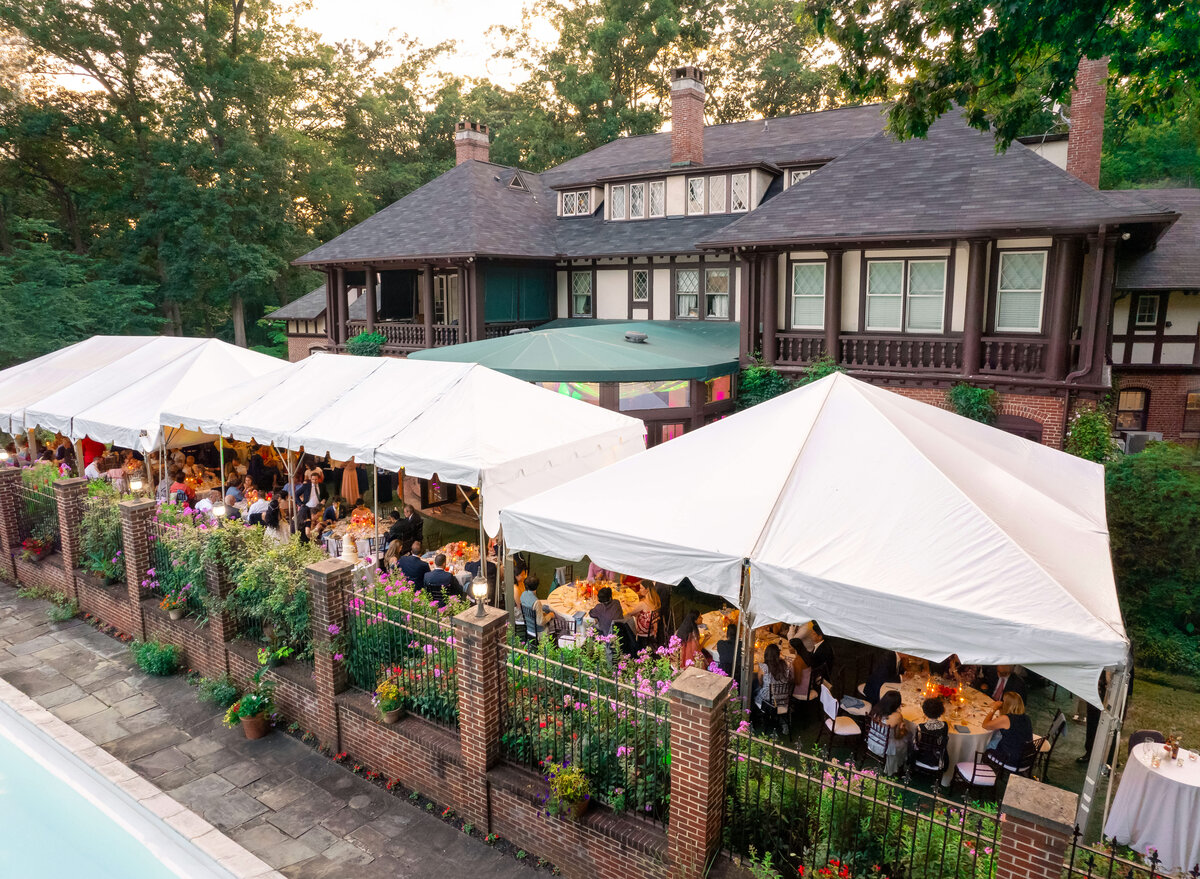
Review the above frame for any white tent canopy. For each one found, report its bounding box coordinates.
[162,351,647,534]
[501,371,1127,706]
[15,337,284,451]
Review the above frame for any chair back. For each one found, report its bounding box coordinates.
[913,725,948,771]
[767,679,792,714]
[866,718,891,757]
[879,682,901,698]
[1128,729,1165,754]
[819,683,838,721]
[1015,742,1039,776]
[521,602,541,638]
[1045,710,1067,745]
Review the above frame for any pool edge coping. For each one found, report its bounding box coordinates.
[0,675,286,879]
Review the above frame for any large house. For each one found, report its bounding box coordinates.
[280,61,1196,448]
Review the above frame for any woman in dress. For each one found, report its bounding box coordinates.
[675,610,703,668]
[627,582,661,650]
[982,691,1034,771]
[866,689,909,775]
[754,643,794,731]
[340,458,360,506]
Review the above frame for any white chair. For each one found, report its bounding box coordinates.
[840,691,872,717]
[879,682,902,697]
[791,667,818,703]
[954,751,998,799]
[818,683,862,749]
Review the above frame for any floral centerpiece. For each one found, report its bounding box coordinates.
[373,669,403,723]
[223,655,275,739]
[542,759,591,820]
[435,541,474,571]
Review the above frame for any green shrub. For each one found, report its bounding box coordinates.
[223,534,325,658]
[945,383,998,425]
[737,357,794,410]
[130,640,180,676]
[195,674,240,709]
[796,353,845,387]
[1067,405,1118,463]
[47,598,78,622]
[80,482,127,582]
[345,331,386,357]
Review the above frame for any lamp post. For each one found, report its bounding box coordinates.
[129,476,144,494]
[471,573,488,617]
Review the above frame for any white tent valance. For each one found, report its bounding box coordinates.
[161,351,646,534]
[500,372,1128,706]
[13,337,284,451]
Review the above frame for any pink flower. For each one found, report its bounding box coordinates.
[327,623,340,635]
[333,653,344,661]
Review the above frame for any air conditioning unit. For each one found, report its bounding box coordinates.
[1121,431,1163,454]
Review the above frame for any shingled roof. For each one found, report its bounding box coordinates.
[265,286,326,320]
[293,161,558,265]
[699,114,1178,248]
[1109,189,1200,290]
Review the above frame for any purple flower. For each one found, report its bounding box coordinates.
[327,623,341,636]
[616,746,628,758]
[333,653,344,661]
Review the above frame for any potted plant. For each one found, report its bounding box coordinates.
[372,670,403,724]
[543,759,591,820]
[223,658,275,740]
[19,536,51,562]
[160,589,188,621]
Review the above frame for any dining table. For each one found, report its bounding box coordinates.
[897,676,996,786]
[544,581,640,624]
[1104,741,1200,874]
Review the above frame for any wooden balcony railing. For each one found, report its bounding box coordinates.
[485,321,545,339]
[979,337,1048,376]
[346,321,460,350]
[839,335,963,372]
[775,332,825,365]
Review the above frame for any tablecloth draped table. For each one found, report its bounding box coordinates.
[1105,742,1200,874]
[897,677,995,786]
[544,582,640,635]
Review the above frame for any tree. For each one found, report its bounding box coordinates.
[1102,85,1200,189]
[806,0,1200,147]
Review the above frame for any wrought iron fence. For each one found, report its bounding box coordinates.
[16,480,59,554]
[148,519,207,618]
[1065,828,1200,879]
[343,583,459,727]
[500,637,671,824]
[79,493,125,582]
[724,731,1001,878]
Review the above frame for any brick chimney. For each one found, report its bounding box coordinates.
[455,121,490,165]
[1065,58,1108,188]
[670,65,705,165]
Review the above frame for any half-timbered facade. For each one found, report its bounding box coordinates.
[285,63,1190,448]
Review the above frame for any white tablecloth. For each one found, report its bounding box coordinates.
[898,678,995,786]
[1105,742,1200,873]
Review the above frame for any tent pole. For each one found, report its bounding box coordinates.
[26,429,38,459]
[218,437,226,505]
[476,485,488,606]
[1076,656,1131,832]
[1099,653,1133,831]
[736,559,753,707]
[73,439,85,477]
[373,465,379,558]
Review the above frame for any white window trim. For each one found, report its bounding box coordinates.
[995,250,1049,333]
[1134,294,1159,327]
[865,260,905,332]
[904,259,947,333]
[610,185,626,220]
[562,189,592,217]
[704,267,731,319]
[570,271,593,317]
[730,173,750,212]
[632,268,649,303]
[629,182,646,219]
[675,267,701,319]
[790,262,826,330]
[708,175,726,214]
[687,177,705,216]
[648,180,666,218]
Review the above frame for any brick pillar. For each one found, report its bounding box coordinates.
[307,558,351,750]
[995,775,1078,879]
[53,477,88,602]
[118,498,155,640]
[1065,58,1108,188]
[667,666,733,879]
[453,604,508,831]
[204,558,236,674]
[0,467,22,581]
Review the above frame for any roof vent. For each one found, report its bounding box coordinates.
[624,330,648,344]
[509,327,531,335]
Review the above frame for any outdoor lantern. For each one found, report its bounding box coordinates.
[471,573,488,617]
[212,503,226,518]
[0,450,8,461]
[130,477,143,492]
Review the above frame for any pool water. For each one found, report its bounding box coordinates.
[0,702,235,878]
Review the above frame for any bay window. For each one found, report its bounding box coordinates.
[865,258,947,332]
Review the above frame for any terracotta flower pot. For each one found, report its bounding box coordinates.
[241,713,270,740]
[567,799,588,821]
[381,708,402,724]
[168,608,184,621]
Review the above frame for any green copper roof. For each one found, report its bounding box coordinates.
[408,320,740,382]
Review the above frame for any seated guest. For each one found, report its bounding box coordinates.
[864,652,903,703]
[84,457,104,480]
[223,494,242,520]
[754,643,794,731]
[983,692,1034,772]
[296,505,313,542]
[382,510,404,544]
[675,610,704,668]
[380,539,404,572]
[396,540,429,591]
[585,560,613,583]
[424,554,458,604]
[866,690,909,775]
[245,491,271,524]
[790,621,833,686]
[350,501,373,523]
[168,469,191,502]
[716,624,739,678]
[305,515,329,542]
[224,479,244,503]
[587,586,625,635]
[980,665,1026,701]
[911,697,950,772]
[240,475,258,502]
[401,503,422,550]
[519,576,542,638]
[626,581,661,650]
[196,489,221,514]
[899,653,931,679]
[323,495,345,522]
[262,499,287,543]
[464,548,498,592]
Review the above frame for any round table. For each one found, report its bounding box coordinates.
[697,609,738,653]
[897,677,995,786]
[544,582,640,623]
[1105,742,1200,874]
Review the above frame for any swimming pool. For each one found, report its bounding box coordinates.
[0,697,238,878]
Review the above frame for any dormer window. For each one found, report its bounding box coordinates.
[730,173,749,212]
[649,181,665,217]
[629,182,645,219]
[687,178,705,215]
[508,172,528,191]
[562,189,592,216]
[708,176,726,213]
[789,168,813,185]
[610,185,626,220]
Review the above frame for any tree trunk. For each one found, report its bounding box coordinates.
[231,292,247,347]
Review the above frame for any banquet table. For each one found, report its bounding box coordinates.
[897,677,996,786]
[751,630,808,687]
[1105,742,1200,874]
[697,609,739,653]
[544,582,640,631]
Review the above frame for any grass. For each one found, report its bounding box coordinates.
[1123,669,1200,747]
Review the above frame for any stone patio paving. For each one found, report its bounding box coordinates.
[0,585,537,879]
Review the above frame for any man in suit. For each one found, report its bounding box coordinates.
[790,621,834,685]
[400,504,423,551]
[396,540,430,591]
[980,665,1026,702]
[715,624,739,678]
[864,652,903,703]
[424,554,459,604]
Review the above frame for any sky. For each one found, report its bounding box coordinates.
[297,0,540,86]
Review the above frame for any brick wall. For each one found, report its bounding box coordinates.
[1114,370,1200,444]
[75,570,137,635]
[286,335,325,362]
[143,599,227,679]
[14,553,70,594]
[885,386,1069,449]
[1065,58,1109,188]
[994,776,1077,879]
[670,66,705,166]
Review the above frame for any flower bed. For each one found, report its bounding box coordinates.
[80,481,129,582]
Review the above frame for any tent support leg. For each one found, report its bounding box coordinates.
[1077,657,1131,833]
[373,465,379,558]
[476,486,488,606]
[26,429,38,459]
[736,560,753,708]
[218,440,226,505]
